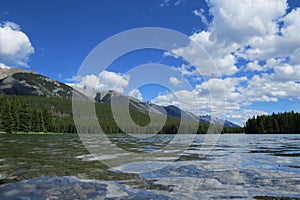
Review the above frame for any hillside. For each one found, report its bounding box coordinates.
[0,68,80,98]
[0,68,242,133]
[0,95,243,134]
[94,90,240,127]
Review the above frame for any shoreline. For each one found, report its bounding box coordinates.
[1,132,300,135]
[0,132,64,134]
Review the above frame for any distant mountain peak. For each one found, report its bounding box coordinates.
[199,115,241,128]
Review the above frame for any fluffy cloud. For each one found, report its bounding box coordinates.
[195,76,247,114]
[162,0,300,123]
[153,76,248,118]
[240,74,300,104]
[214,54,238,75]
[207,0,287,44]
[98,71,129,92]
[73,71,130,94]
[227,109,268,124]
[169,76,182,86]
[153,89,202,114]
[246,60,263,71]
[0,63,11,69]
[0,21,34,68]
[241,8,300,62]
[170,0,288,76]
[153,69,300,122]
[172,0,300,76]
[172,64,198,77]
[169,31,239,76]
[193,9,208,25]
[128,88,143,101]
[289,48,300,65]
[273,64,300,81]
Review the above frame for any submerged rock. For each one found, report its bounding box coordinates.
[0,176,173,200]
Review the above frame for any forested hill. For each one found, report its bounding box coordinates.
[0,95,243,134]
[0,68,243,133]
[244,111,300,134]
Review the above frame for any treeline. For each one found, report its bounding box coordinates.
[0,95,75,133]
[0,95,243,134]
[245,111,300,134]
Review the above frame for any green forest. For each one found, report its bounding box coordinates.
[244,111,300,134]
[0,95,243,134]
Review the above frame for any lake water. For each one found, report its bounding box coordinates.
[0,134,299,199]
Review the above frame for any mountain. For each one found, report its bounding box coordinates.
[0,68,240,128]
[199,115,241,128]
[95,90,199,119]
[0,68,78,98]
[95,90,161,113]
[95,90,240,128]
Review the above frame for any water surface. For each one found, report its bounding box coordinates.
[0,134,299,199]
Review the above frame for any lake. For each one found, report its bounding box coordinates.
[0,134,299,199]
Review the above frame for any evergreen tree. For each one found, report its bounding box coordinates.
[18,106,31,132]
[273,118,280,133]
[245,111,300,134]
[1,97,13,133]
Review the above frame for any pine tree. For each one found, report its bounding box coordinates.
[273,118,280,133]
[31,108,41,132]
[42,108,53,132]
[10,96,21,132]
[1,97,13,133]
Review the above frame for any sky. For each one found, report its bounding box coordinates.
[0,0,300,125]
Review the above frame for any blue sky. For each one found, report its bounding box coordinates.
[0,0,300,125]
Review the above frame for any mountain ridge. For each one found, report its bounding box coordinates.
[0,68,241,128]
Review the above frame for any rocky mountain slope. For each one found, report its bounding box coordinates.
[95,90,240,128]
[199,115,241,128]
[0,68,77,98]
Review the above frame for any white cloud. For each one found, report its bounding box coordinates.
[153,76,248,118]
[246,60,263,71]
[0,21,34,68]
[196,76,247,113]
[227,109,268,124]
[207,0,287,44]
[171,64,198,77]
[128,88,143,101]
[273,64,300,81]
[154,67,300,122]
[240,74,300,104]
[242,8,300,61]
[0,63,11,69]
[193,9,209,25]
[289,48,300,65]
[98,71,129,93]
[168,29,239,76]
[173,0,295,76]
[153,89,202,114]
[73,71,130,94]
[160,0,184,7]
[214,54,238,75]
[174,0,184,6]
[169,76,181,86]
[161,0,300,123]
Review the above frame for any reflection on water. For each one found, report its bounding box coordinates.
[0,134,299,199]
